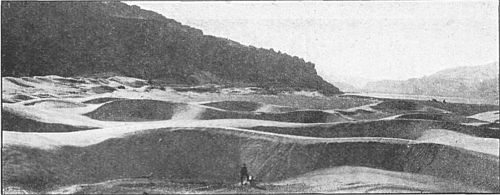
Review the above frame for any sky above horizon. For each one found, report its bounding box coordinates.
[126,1,498,81]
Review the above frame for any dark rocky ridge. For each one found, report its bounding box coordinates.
[1,1,341,95]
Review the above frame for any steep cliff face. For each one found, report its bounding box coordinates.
[1,1,341,95]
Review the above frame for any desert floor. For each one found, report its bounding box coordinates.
[2,76,499,194]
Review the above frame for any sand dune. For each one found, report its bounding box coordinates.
[202,101,263,112]
[274,166,488,193]
[84,99,351,123]
[201,100,299,113]
[469,111,499,123]
[84,99,190,121]
[2,127,498,192]
[396,113,486,123]
[2,108,97,132]
[2,75,499,193]
[82,97,128,104]
[7,94,36,102]
[24,99,87,108]
[4,77,35,88]
[371,100,451,114]
[255,104,298,113]
[247,119,500,139]
[416,129,499,155]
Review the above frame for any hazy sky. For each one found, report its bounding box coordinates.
[126,1,498,81]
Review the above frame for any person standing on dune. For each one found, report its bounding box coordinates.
[240,164,249,185]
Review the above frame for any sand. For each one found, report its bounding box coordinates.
[2,75,499,193]
[2,128,498,192]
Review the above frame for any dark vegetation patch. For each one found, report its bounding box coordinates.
[202,101,262,112]
[1,110,97,132]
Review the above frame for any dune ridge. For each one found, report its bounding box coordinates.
[84,99,352,123]
[2,127,498,192]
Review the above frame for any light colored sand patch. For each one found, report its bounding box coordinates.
[45,184,92,194]
[171,104,204,120]
[469,111,500,123]
[273,166,488,193]
[288,90,324,97]
[3,103,122,127]
[2,132,63,150]
[461,122,489,126]
[380,114,404,120]
[416,129,499,156]
[341,102,381,112]
[219,87,256,94]
[2,186,35,194]
[254,104,278,112]
[24,99,87,108]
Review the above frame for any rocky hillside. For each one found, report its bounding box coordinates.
[1,1,341,95]
[363,62,499,102]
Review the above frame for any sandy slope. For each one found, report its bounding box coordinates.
[2,127,498,193]
[469,110,499,123]
[273,166,488,193]
[2,75,499,193]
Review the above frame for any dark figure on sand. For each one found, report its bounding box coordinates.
[240,164,249,185]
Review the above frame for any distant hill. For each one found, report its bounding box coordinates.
[1,1,341,95]
[363,62,499,102]
[330,82,359,93]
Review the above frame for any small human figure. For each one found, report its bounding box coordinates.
[443,99,446,103]
[240,163,249,185]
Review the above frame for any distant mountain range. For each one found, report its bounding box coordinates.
[362,62,499,102]
[1,2,341,95]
